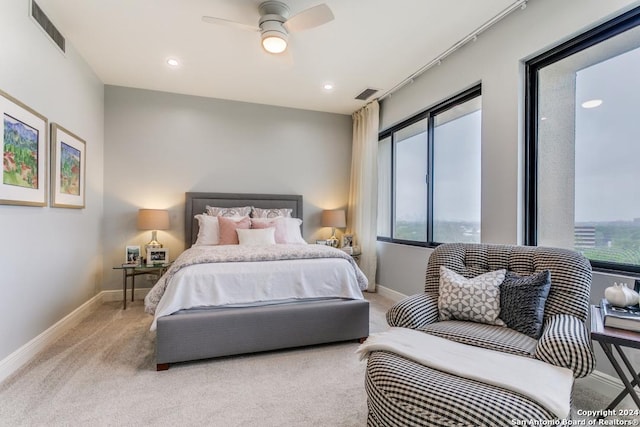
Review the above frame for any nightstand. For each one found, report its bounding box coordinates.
[590,305,640,411]
[340,247,361,264]
[112,263,171,309]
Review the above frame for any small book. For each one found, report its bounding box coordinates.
[600,298,640,332]
[121,262,140,267]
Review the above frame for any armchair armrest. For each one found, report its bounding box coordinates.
[535,314,595,378]
[386,293,440,329]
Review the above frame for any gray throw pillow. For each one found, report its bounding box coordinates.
[499,270,551,339]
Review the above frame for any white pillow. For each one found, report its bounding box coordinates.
[194,214,219,245]
[251,217,307,244]
[279,217,307,244]
[237,227,276,246]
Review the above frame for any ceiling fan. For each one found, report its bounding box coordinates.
[202,1,334,54]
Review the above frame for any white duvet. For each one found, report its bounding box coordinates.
[147,246,365,331]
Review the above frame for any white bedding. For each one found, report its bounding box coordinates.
[149,256,364,331]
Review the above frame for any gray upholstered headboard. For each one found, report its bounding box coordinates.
[185,192,303,248]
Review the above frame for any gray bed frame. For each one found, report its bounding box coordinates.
[155,192,370,370]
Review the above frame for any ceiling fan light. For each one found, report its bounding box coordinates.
[261,32,287,54]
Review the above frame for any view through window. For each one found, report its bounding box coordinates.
[527,9,640,272]
[378,86,481,246]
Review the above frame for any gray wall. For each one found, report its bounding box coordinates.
[376,0,640,377]
[0,1,104,361]
[103,86,352,291]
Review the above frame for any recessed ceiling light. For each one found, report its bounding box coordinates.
[581,99,602,109]
[166,58,180,67]
[322,82,334,91]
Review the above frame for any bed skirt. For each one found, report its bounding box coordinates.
[156,298,370,369]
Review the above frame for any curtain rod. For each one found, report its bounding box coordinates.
[377,0,527,102]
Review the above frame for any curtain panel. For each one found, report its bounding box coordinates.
[348,100,379,291]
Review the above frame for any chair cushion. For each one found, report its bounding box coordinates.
[500,270,551,339]
[438,266,506,326]
[419,320,537,358]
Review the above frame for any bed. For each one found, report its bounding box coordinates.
[148,192,370,371]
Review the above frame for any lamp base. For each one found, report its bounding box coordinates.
[327,229,339,248]
[145,230,162,257]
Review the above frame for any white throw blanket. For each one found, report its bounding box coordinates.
[356,327,573,419]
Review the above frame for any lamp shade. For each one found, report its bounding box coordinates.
[137,209,169,230]
[321,209,346,228]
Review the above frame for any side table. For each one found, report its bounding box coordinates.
[590,304,640,411]
[112,263,171,309]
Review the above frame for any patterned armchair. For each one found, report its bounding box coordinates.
[366,243,596,426]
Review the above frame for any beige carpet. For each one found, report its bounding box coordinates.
[0,293,631,426]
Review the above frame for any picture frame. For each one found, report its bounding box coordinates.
[342,234,354,248]
[0,89,48,206]
[147,248,169,266]
[125,245,141,265]
[50,123,86,208]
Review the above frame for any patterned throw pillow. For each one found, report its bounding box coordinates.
[438,266,506,326]
[251,207,292,218]
[499,270,551,339]
[205,205,253,217]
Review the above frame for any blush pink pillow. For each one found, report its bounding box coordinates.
[218,216,250,245]
[251,218,285,242]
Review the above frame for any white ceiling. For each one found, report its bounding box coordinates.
[37,0,519,115]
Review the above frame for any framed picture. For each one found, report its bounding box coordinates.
[147,248,169,266]
[125,245,141,265]
[0,89,48,206]
[342,234,354,248]
[50,123,86,208]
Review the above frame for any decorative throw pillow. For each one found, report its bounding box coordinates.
[251,207,293,218]
[205,205,252,217]
[438,266,506,326]
[499,270,551,339]
[236,228,276,246]
[193,214,220,245]
[251,217,306,244]
[218,216,250,245]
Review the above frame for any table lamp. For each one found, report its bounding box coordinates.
[322,209,346,248]
[138,209,170,254]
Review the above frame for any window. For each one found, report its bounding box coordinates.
[525,7,640,273]
[378,86,481,246]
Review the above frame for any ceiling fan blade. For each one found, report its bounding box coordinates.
[283,3,334,33]
[202,16,259,32]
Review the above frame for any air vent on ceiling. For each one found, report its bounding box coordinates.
[31,0,65,53]
[355,88,379,101]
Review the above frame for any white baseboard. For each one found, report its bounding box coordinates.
[376,285,407,302]
[0,292,103,384]
[579,369,639,401]
[101,287,151,302]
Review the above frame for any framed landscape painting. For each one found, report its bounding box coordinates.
[50,123,86,208]
[0,89,48,206]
